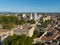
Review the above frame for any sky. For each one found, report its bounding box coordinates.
[0,0,60,12]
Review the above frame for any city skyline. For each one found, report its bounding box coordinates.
[0,0,60,12]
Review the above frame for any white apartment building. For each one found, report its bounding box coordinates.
[30,13,33,20]
[12,24,35,37]
[37,14,42,20]
[22,14,26,18]
[34,13,38,21]
[43,16,51,22]
[32,13,38,21]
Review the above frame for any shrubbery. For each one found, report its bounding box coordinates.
[5,34,33,45]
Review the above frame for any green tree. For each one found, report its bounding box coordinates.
[57,17,60,20]
[41,20,52,27]
[32,30,39,38]
[18,20,26,25]
[29,19,36,24]
[0,16,19,24]
[5,34,33,45]
[38,42,44,45]
[3,23,15,29]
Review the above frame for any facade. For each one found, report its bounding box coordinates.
[22,14,27,19]
[43,16,51,22]
[12,24,35,37]
[37,14,42,21]
[34,13,38,21]
[32,13,38,21]
[30,13,33,20]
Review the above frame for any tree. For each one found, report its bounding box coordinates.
[3,23,15,29]
[57,17,60,20]
[0,16,19,24]
[38,42,44,45]
[5,34,33,45]
[32,30,39,38]
[29,19,36,24]
[18,20,26,25]
[41,20,52,27]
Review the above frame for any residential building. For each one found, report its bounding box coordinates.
[32,13,38,21]
[30,13,33,20]
[43,15,51,22]
[22,14,27,19]
[12,24,35,37]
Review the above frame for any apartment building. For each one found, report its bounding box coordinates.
[12,24,35,37]
[43,15,51,22]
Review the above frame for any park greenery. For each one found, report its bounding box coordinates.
[29,19,36,24]
[5,34,33,45]
[32,30,40,38]
[57,17,60,20]
[5,34,44,45]
[41,20,52,27]
[0,16,19,24]
[0,16,36,29]
[18,19,26,25]
[38,42,44,45]
[32,30,44,38]
[3,23,15,29]
[34,42,44,45]
[0,16,36,25]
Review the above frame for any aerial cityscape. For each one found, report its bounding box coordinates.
[0,0,60,45]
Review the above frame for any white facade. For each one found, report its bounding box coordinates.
[30,13,33,20]
[37,14,42,20]
[34,13,37,21]
[28,26,35,37]
[12,24,35,37]
[22,14,26,18]
[43,16,51,22]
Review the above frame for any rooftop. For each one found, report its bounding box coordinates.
[41,27,60,41]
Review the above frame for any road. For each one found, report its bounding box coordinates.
[33,31,48,44]
[0,32,11,45]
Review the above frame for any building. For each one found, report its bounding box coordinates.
[21,14,27,19]
[43,15,51,22]
[12,24,35,37]
[32,13,38,21]
[30,13,33,20]
[41,27,60,42]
